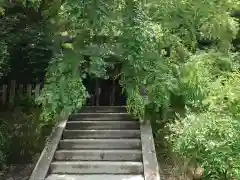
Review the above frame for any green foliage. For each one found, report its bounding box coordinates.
[150,0,239,51]
[179,51,236,109]
[0,123,8,165]
[167,112,240,179]
[166,52,240,178]
[37,0,126,121]
[125,88,145,121]
[0,40,9,78]
[0,0,54,82]
[0,98,51,165]
[37,51,88,121]
[205,72,240,117]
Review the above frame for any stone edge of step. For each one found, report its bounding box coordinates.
[29,119,68,180]
[55,149,142,153]
[54,149,143,161]
[63,129,141,132]
[140,121,161,180]
[58,138,142,150]
[50,161,144,174]
[66,120,139,123]
[51,161,143,165]
[59,138,141,142]
[62,129,141,138]
[45,174,144,180]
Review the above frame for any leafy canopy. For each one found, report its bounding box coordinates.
[31,0,239,122]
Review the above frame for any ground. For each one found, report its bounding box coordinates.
[159,162,189,180]
[1,164,34,180]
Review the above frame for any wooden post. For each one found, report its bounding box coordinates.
[95,79,100,106]
[35,84,41,99]
[0,86,2,104]
[27,84,32,97]
[2,85,7,105]
[9,80,16,106]
[18,84,24,95]
[110,79,116,106]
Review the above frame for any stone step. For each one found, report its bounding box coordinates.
[59,139,141,150]
[65,121,140,130]
[79,106,127,113]
[54,149,142,161]
[62,129,141,139]
[46,174,144,180]
[70,113,134,121]
[50,161,143,174]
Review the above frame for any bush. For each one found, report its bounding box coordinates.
[164,53,240,180]
[167,112,240,179]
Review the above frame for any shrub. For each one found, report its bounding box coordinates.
[167,112,240,179]
[165,53,240,179]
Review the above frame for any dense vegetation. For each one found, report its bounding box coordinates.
[0,0,240,179]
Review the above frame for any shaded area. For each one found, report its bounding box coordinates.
[84,77,126,106]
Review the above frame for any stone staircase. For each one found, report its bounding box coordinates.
[29,106,160,180]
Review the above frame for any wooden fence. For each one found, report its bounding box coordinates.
[0,80,42,106]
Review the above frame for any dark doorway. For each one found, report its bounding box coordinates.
[83,78,126,106]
